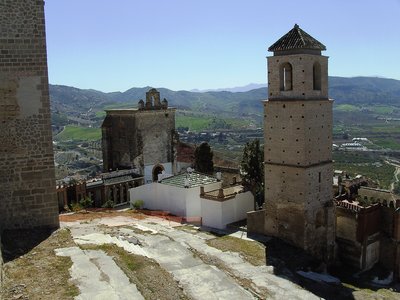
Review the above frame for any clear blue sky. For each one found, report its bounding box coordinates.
[45,0,400,92]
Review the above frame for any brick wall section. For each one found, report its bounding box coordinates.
[0,0,59,230]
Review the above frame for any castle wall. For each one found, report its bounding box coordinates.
[359,187,397,207]
[336,205,381,270]
[0,0,59,230]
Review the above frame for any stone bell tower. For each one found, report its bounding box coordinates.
[263,24,335,261]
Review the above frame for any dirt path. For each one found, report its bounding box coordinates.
[385,159,400,191]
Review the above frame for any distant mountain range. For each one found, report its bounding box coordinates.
[190,83,267,93]
[50,76,400,124]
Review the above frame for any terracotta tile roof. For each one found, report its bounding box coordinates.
[268,24,326,52]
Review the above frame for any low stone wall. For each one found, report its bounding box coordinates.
[247,209,266,235]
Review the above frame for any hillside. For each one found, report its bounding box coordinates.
[50,76,400,129]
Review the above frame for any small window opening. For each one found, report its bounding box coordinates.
[313,62,321,90]
[280,62,293,91]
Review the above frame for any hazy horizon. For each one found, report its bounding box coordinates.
[45,0,400,92]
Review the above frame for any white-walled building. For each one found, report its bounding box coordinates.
[129,171,254,229]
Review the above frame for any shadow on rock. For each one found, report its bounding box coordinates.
[1,227,57,262]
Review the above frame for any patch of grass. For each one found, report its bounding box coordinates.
[80,244,188,299]
[0,229,79,300]
[55,125,101,141]
[176,115,212,131]
[371,138,400,150]
[333,151,376,164]
[176,113,251,131]
[206,235,265,266]
[334,104,361,112]
[368,105,395,114]
[370,125,400,134]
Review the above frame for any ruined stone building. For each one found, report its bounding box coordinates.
[248,25,335,261]
[0,0,59,231]
[335,187,400,278]
[102,88,177,183]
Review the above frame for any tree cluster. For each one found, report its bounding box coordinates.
[241,139,264,208]
[194,142,214,174]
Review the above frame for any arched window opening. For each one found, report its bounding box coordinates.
[280,63,293,91]
[152,164,165,182]
[313,62,321,90]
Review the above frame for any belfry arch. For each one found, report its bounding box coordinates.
[280,62,293,91]
[152,164,165,182]
[313,62,322,90]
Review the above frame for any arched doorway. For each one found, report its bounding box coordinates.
[152,164,165,182]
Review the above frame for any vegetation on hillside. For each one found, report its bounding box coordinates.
[55,125,101,141]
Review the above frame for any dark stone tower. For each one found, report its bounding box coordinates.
[0,0,59,230]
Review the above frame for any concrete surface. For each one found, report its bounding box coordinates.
[55,247,144,300]
[60,215,319,299]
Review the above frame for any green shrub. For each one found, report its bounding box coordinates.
[132,199,144,210]
[71,202,82,212]
[102,199,114,208]
[79,196,93,209]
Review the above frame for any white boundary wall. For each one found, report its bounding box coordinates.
[201,192,254,229]
[130,183,253,229]
[130,182,221,217]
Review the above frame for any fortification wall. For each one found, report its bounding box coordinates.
[0,0,59,230]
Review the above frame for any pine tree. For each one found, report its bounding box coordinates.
[240,139,264,208]
[194,142,214,174]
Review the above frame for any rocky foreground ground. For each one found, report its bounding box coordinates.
[1,209,399,300]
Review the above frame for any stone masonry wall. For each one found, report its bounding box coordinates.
[0,0,59,230]
[102,108,176,174]
[267,54,329,100]
[137,109,176,166]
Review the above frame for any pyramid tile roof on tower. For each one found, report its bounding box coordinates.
[268,24,326,52]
